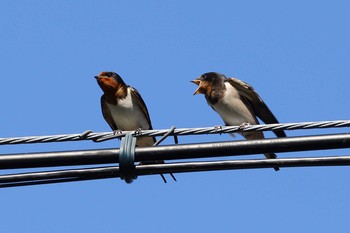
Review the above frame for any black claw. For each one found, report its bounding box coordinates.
[134,128,142,136]
[113,130,123,135]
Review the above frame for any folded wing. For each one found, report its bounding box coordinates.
[226,78,286,138]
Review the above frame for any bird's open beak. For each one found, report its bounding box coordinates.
[191,80,204,95]
[191,80,200,85]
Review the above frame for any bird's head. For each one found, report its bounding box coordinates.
[191,72,226,95]
[95,71,126,93]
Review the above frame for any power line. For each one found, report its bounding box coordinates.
[1,155,350,188]
[1,133,350,169]
[1,120,350,187]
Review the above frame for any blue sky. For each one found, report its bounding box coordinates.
[1,1,350,232]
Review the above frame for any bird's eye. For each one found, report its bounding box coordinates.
[106,72,113,77]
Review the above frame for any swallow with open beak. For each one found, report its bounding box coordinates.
[95,71,176,182]
[191,72,286,171]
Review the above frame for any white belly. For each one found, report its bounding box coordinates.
[106,91,150,131]
[212,82,258,125]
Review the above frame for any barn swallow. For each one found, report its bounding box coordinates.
[95,71,176,182]
[192,72,286,171]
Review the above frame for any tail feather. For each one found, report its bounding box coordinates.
[264,152,279,171]
[243,132,280,171]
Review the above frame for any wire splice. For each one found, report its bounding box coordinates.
[79,130,93,139]
[153,126,176,146]
[119,133,137,184]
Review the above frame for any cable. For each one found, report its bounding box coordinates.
[1,154,350,188]
[1,120,350,145]
[1,133,350,169]
[1,120,350,187]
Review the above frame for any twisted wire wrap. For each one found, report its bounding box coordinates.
[1,120,350,145]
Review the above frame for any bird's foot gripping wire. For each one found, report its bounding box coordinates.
[214,125,223,131]
[239,122,251,130]
[134,128,143,136]
[214,125,223,135]
[113,130,123,135]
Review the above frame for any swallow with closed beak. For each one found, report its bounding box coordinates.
[95,71,176,182]
[192,72,286,171]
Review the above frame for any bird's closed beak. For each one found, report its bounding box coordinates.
[191,80,204,95]
[94,76,101,80]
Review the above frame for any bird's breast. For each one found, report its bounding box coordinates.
[106,92,150,131]
[212,82,258,125]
